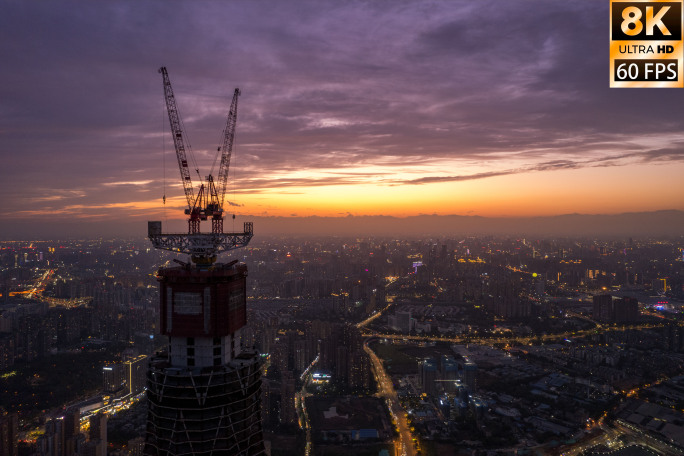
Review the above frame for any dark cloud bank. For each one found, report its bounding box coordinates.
[1,1,683,235]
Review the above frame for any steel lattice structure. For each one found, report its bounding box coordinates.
[144,350,265,456]
[148,223,253,259]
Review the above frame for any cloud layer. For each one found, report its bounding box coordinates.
[1,1,683,235]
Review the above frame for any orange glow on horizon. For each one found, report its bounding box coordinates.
[225,161,684,218]
[11,160,684,223]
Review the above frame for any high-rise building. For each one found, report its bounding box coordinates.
[103,363,124,393]
[0,409,18,456]
[593,294,639,323]
[614,297,639,323]
[389,310,412,332]
[315,322,370,391]
[124,355,148,395]
[293,339,308,375]
[78,440,105,456]
[89,413,107,456]
[144,262,265,456]
[260,377,274,428]
[463,361,478,392]
[279,370,297,426]
[128,437,145,456]
[0,335,14,371]
[439,355,459,393]
[652,278,667,293]
[421,359,438,396]
[592,294,613,322]
[40,417,64,456]
[62,410,81,456]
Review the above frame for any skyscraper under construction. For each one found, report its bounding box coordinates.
[144,67,265,456]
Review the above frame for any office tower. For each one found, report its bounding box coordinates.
[124,355,148,395]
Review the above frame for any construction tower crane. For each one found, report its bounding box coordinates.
[148,67,252,265]
[158,66,197,227]
[208,87,240,234]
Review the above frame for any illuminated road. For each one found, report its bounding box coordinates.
[362,322,668,346]
[295,387,313,456]
[612,419,682,455]
[562,420,683,456]
[561,377,678,456]
[297,355,319,456]
[565,310,601,328]
[364,340,416,456]
[27,269,52,298]
[357,301,395,329]
[9,267,92,308]
[642,309,666,320]
[559,424,622,456]
[356,277,399,329]
[80,391,146,427]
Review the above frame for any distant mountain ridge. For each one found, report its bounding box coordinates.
[2,210,683,240]
[250,210,684,237]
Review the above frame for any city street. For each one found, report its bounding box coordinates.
[364,340,416,456]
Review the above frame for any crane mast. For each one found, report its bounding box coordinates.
[149,67,252,265]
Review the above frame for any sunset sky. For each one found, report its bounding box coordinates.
[2,1,684,238]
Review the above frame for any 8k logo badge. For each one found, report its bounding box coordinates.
[610,1,684,87]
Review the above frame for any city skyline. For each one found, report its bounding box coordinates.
[2,1,684,239]
[2,234,684,455]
